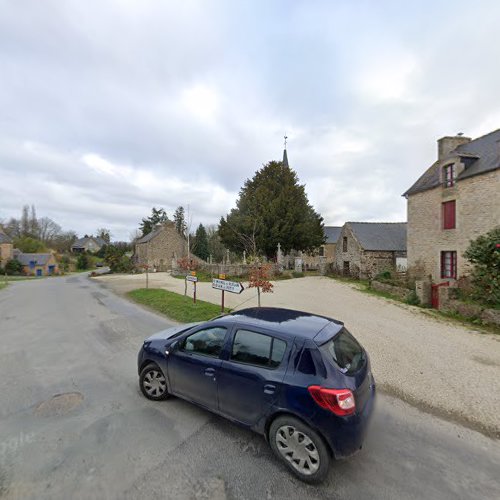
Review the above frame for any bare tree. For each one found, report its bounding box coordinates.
[38,217,62,244]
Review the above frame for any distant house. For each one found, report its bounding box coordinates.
[15,252,59,276]
[321,226,342,262]
[404,130,500,282]
[134,222,187,271]
[0,231,14,266]
[335,222,407,279]
[296,225,341,270]
[71,236,106,253]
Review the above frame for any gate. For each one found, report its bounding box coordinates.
[431,282,449,309]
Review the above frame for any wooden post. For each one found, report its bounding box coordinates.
[221,290,225,312]
[193,281,197,304]
[146,266,149,289]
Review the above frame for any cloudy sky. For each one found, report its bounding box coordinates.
[1,0,499,241]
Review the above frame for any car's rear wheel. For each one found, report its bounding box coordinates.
[269,415,330,483]
[139,363,169,401]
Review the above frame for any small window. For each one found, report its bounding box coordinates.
[321,328,365,375]
[343,236,348,252]
[181,327,227,358]
[231,330,286,369]
[443,164,455,187]
[442,200,456,230]
[441,251,457,279]
[319,246,325,257]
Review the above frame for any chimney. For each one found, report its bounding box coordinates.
[437,134,471,160]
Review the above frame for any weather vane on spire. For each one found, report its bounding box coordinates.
[284,133,288,149]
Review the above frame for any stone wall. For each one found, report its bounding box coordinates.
[437,286,500,327]
[371,280,412,301]
[360,251,398,280]
[0,242,13,266]
[407,168,500,281]
[335,224,362,277]
[134,223,187,271]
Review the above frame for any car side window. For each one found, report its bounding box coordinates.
[180,327,227,358]
[231,329,287,369]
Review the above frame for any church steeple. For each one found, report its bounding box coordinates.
[282,134,289,167]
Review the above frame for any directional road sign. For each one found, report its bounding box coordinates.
[186,275,198,282]
[212,278,244,294]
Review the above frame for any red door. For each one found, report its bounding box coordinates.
[431,282,449,309]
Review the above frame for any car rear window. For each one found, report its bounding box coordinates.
[321,328,365,375]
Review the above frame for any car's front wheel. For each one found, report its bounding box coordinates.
[269,415,330,483]
[139,363,169,401]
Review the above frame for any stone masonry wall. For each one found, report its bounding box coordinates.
[135,223,187,271]
[335,224,362,277]
[0,242,13,266]
[407,169,500,281]
[360,251,397,280]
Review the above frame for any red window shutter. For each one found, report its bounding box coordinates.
[443,201,456,229]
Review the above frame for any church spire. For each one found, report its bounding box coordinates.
[282,134,289,167]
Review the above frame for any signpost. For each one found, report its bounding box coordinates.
[186,273,198,303]
[212,278,244,312]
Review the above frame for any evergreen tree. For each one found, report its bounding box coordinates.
[139,207,169,236]
[193,223,209,261]
[173,206,187,236]
[219,160,324,258]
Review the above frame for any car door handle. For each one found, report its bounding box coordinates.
[205,368,216,376]
[264,384,276,394]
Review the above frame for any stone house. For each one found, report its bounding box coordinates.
[134,222,187,271]
[321,226,342,262]
[0,231,14,267]
[335,222,407,279]
[15,251,59,276]
[403,129,500,282]
[71,236,106,253]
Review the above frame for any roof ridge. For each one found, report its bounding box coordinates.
[347,221,407,225]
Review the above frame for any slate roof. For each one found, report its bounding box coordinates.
[348,222,407,251]
[16,253,53,266]
[0,232,12,244]
[72,236,106,248]
[404,129,500,196]
[136,226,162,244]
[324,226,341,244]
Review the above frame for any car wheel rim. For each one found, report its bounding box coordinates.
[143,369,167,397]
[275,425,320,475]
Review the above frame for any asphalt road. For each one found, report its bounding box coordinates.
[0,275,499,500]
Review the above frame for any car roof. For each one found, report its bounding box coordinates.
[217,307,343,341]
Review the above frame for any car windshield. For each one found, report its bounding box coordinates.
[321,328,365,375]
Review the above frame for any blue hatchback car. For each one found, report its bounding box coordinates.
[137,307,375,483]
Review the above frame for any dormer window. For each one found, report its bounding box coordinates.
[443,164,455,187]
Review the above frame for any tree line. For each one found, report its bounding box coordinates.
[137,157,325,263]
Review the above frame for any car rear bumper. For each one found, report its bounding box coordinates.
[318,382,376,459]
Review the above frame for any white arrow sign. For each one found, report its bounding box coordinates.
[212,278,244,294]
[186,275,198,282]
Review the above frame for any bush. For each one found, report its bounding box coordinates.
[464,226,500,307]
[292,271,304,278]
[4,259,23,275]
[76,253,90,270]
[375,270,392,282]
[406,290,420,306]
[13,237,46,253]
[110,255,134,273]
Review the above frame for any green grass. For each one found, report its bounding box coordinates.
[127,288,230,322]
[0,282,7,290]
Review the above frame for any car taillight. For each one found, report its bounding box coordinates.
[308,386,356,416]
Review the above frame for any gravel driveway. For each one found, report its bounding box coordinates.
[95,273,500,439]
